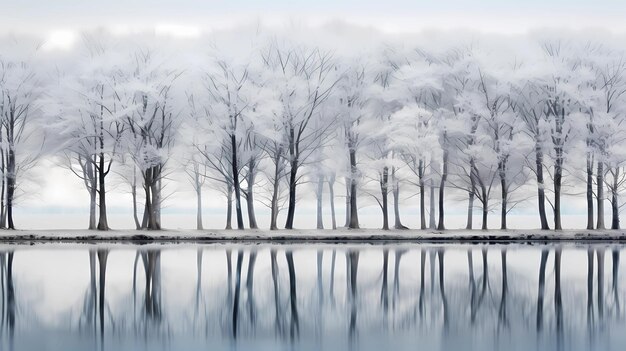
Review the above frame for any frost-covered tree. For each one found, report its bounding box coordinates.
[262,43,338,229]
[124,50,181,230]
[0,50,43,229]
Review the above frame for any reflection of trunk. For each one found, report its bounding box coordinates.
[329,250,336,304]
[316,176,324,229]
[555,248,563,350]
[226,249,233,301]
[612,249,621,313]
[392,250,404,307]
[471,249,488,324]
[141,250,162,322]
[97,250,108,345]
[246,251,257,326]
[195,249,203,317]
[468,250,476,322]
[5,252,16,346]
[587,249,594,329]
[498,249,508,328]
[232,251,243,338]
[316,251,324,307]
[537,249,549,332]
[380,167,389,230]
[437,250,448,330]
[597,249,605,321]
[328,175,337,230]
[419,250,426,317]
[270,250,282,337]
[286,251,299,339]
[347,250,359,343]
[380,249,389,314]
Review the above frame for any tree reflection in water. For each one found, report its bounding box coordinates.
[0,244,625,351]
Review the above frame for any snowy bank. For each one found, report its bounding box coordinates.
[1,228,626,244]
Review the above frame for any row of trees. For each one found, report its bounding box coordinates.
[2,32,626,231]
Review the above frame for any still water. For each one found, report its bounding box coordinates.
[0,243,624,351]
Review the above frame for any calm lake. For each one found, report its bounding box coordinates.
[0,242,624,351]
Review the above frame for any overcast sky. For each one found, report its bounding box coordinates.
[1,1,620,229]
[3,0,625,35]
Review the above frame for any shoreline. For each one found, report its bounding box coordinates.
[2,228,626,244]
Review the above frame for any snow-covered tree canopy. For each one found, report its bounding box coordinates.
[2,27,626,231]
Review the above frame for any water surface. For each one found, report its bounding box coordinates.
[0,242,623,350]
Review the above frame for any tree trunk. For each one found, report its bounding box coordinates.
[481,188,488,231]
[429,179,436,229]
[85,159,97,230]
[196,171,203,230]
[285,127,298,230]
[380,166,389,230]
[554,163,563,230]
[418,160,426,230]
[316,175,324,229]
[597,162,605,230]
[246,159,258,229]
[392,168,407,229]
[437,142,448,231]
[269,149,281,231]
[586,154,594,230]
[500,173,507,230]
[344,178,351,227]
[328,175,337,230]
[0,137,6,229]
[231,134,245,230]
[97,154,109,231]
[611,168,620,229]
[536,142,550,230]
[131,170,140,230]
[6,147,16,230]
[466,190,475,230]
[349,148,359,229]
[226,185,233,230]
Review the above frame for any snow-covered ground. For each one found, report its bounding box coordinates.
[1,228,626,243]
